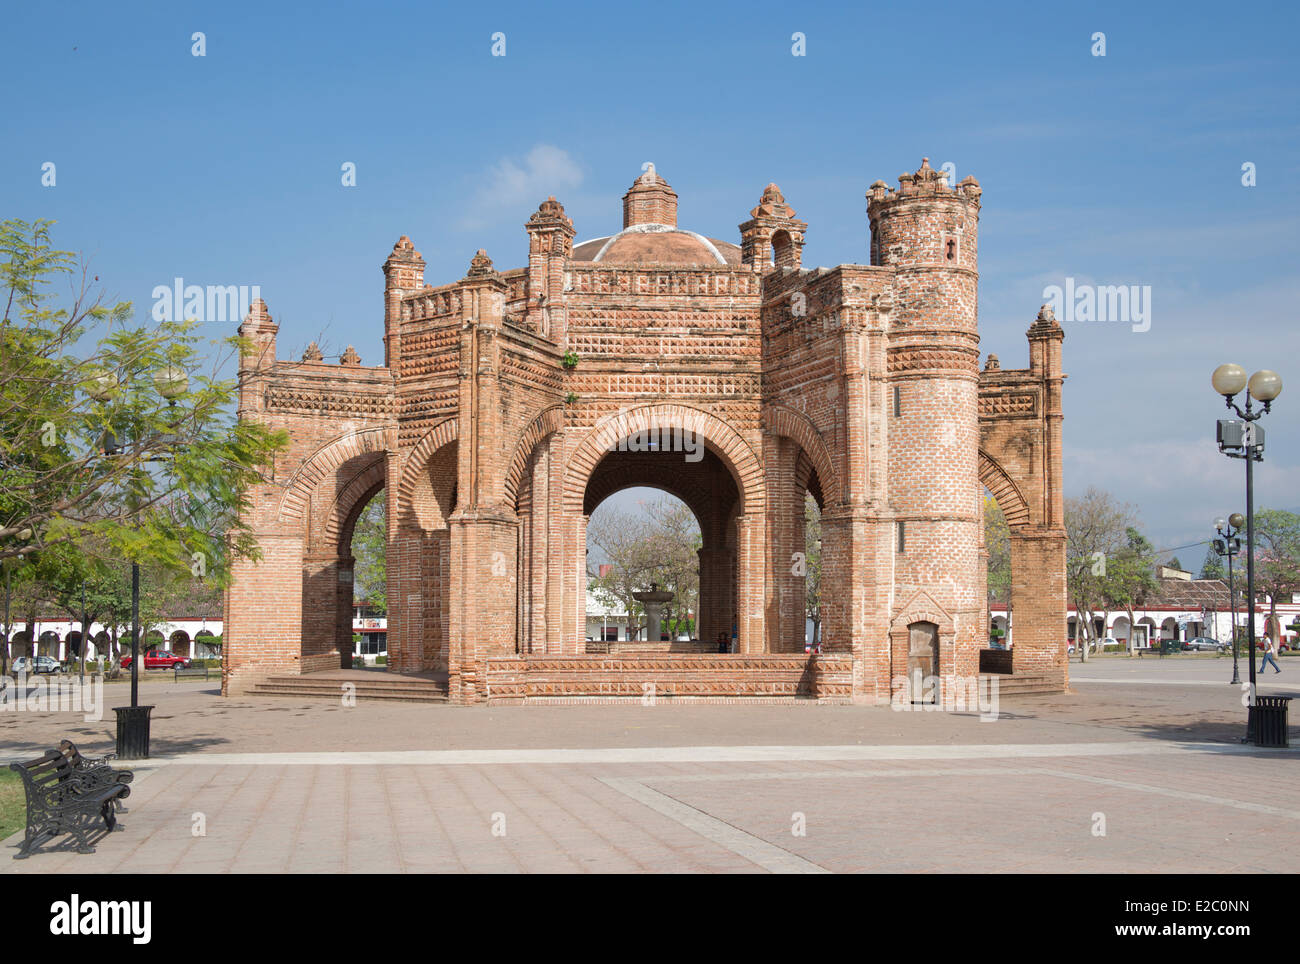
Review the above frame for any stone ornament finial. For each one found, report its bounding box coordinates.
[339,345,361,366]
[528,195,573,228]
[243,298,272,326]
[751,183,796,220]
[389,235,423,261]
[1037,304,1056,323]
[467,248,498,278]
[984,353,1000,371]
[302,342,323,362]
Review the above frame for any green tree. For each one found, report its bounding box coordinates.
[805,494,822,648]
[1199,543,1225,581]
[1102,526,1159,655]
[984,494,1011,609]
[1066,487,1138,661]
[351,497,387,614]
[1253,509,1300,644]
[0,218,287,581]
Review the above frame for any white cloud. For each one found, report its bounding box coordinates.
[458,145,583,228]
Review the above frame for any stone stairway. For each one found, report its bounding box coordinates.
[247,672,449,703]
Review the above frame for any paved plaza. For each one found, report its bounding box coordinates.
[3,657,1297,873]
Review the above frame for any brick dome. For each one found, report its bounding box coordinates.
[572,225,742,265]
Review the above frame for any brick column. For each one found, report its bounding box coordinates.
[734,515,766,654]
[1009,528,1067,687]
[223,533,304,695]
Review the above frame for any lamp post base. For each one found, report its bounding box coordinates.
[113,705,154,760]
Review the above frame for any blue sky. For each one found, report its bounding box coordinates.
[3,0,1298,560]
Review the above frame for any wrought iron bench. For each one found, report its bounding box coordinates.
[9,748,131,858]
[57,740,134,802]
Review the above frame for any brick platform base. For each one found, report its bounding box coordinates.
[483,654,853,702]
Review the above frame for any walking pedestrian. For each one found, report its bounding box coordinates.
[1259,636,1282,674]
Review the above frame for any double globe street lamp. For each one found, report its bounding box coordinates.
[1211,364,1282,743]
[1213,513,1244,686]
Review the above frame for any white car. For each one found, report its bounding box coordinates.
[10,655,63,675]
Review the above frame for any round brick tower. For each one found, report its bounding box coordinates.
[868,159,985,684]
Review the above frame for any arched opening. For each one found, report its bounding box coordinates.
[580,435,739,654]
[908,620,940,704]
[771,229,794,268]
[586,488,702,649]
[392,433,458,673]
[347,491,388,668]
[765,419,837,655]
[38,630,59,658]
[1137,616,1157,650]
[1160,617,1178,645]
[169,629,191,658]
[194,630,220,659]
[297,445,389,674]
[984,487,1011,646]
[1111,616,1131,649]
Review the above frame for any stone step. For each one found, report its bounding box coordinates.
[248,676,448,703]
[979,674,1060,695]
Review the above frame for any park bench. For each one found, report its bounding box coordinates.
[57,740,134,801]
[9,747,132,858]
[174,664,209,681]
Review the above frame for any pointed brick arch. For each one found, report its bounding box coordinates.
[505,405,564,508]
[563,404,765,515]
[325,459,387,551]
[278,427,391,529]
[978,449,1030,527]
[397,418,459,508]
[766,403,840,507]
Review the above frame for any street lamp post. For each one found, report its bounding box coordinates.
[1213,513,1244,685]
[93,363,189,759]
[1211,364,1283,743]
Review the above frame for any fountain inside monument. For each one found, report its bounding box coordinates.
[632,582,675,643]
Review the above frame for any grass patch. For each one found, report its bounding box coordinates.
[0,768,25,840]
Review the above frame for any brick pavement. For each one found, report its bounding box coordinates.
[2,669,1296,872]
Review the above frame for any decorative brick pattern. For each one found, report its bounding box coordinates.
[224,163,1068,704]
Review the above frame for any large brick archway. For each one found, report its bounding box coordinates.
[224,161,1068,702]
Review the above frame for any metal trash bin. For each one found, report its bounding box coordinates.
[1253,696,1291,747]
[113,705,154,759]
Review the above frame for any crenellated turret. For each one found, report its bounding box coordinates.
[382,236,425,369]
[524,196,575,342]
[236,298,276,416]
[740,183,807,271]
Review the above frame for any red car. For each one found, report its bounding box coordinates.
[120,649,192,670]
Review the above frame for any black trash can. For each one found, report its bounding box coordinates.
[1252,696,1291,748]
[113,705,154,759]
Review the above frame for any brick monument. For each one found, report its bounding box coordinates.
[223,159,1067,704]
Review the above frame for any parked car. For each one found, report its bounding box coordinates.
[10,655,63,675]
[1182,636,1226,653]
[120,649,191,670]
[1067,639,1097,655]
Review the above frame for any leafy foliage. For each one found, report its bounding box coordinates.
[351,496,387,614]
[0,218,287,582]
